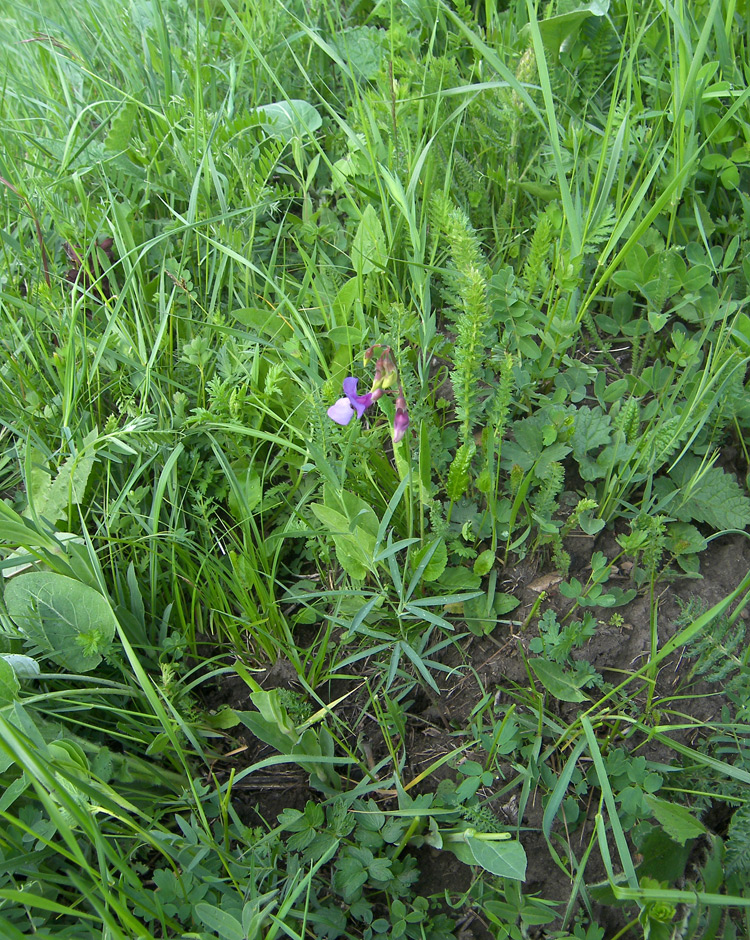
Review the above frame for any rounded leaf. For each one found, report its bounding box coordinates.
[5,572,117,673]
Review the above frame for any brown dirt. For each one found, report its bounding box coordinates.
[197,533,750,938]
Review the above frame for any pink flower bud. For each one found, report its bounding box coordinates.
[393,390,409,442]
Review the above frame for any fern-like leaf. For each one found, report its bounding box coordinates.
[726,802,750,877]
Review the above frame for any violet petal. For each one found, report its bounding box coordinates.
[327,397,355,425]
[393,408,410,443]
[342,375,373,418]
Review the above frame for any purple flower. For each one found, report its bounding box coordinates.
[393,390,409,443]
[327,376,374,426]
[393,409,409,442]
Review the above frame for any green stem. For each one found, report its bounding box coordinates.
[609,917,640,940]
[646,585,658,713]
[392,816,422,860]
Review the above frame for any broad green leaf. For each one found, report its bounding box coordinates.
[410,538,447,582]
[505,409,572,471]
[473,550,496,577]
[648,309,669,332]
[571,406,612,481]
[104,102,138,152]
[2,532,84,580]
[195,903,245,940]
[312,505,361,538]
[324,487,380,539]
[230,307,291,338]
[522,1,610,62]
[227,458,262,519]
[328,326,364,345]
[251,99,322,141]
[721,162,740,189]
[438,566,482,592]
[666,521,707,556]
[0,657,20,704]
[731,311,750,351]
[310,503,376,579]
[463,594,495,637]
[351,204,386,275]
[5,572,117,673]
[631,826,693,884]
[467,836,527,880]
[0,654,40,679]
[0,702,51,780]
[332,276,359,324]
[494,593,521,615]
[333,854,369,902]
[445,838,474,866]
[464,591,519,636]
[333,25,387,80]
[645,795,707,846]
[530,658,587,702]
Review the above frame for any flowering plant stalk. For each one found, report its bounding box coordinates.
[327,346,409,443]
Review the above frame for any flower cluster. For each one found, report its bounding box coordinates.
[327,346,410,443]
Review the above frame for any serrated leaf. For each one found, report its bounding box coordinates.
[26,429,98,525]
[666,521,707,556]
[529,658,587,702]
[367,856,392,881]
[504,409,572,472]
[446,442,475,502]
[669,457,750,530]
[645,795,706,846]
[571,406,612,480]
[333,25,387,80]
[467,836,527,880]
[333,855,369,902]
[5,572,117,673]
[105,102,138,153]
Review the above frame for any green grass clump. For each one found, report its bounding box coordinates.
[2,0,750,936]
